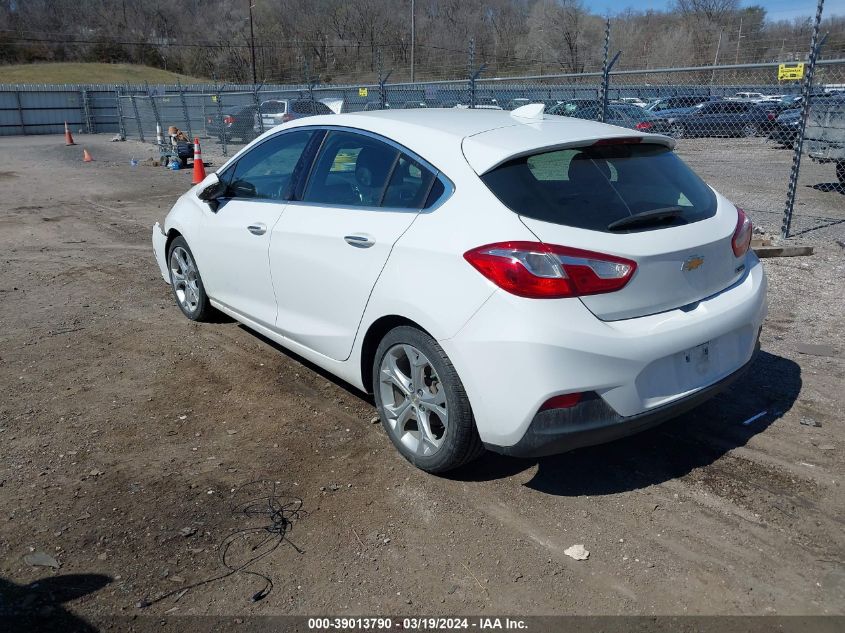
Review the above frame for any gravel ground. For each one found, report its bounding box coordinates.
[0,134,843,628]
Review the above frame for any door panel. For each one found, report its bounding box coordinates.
[193,128,317,327]
[269,130,434,361]
[269,204,417,359]
[198,199,285,327]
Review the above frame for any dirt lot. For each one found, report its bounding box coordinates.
[0,134,844,626]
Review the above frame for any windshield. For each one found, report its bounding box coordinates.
[480,143,717,233]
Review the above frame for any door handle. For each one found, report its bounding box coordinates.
[247,223,267,236]
[344,234,375,248]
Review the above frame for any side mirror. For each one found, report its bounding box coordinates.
[198,174,227,211]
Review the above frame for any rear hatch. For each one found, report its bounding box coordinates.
[259,101,288,129]
[473,134,745,321]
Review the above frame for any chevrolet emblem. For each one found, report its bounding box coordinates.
[682,255,705,272]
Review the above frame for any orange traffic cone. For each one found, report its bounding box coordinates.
[64,122,76,146]
[192,137,207,184]
[83,149,94,162]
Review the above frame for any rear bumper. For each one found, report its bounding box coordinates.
[485,339,758,458]
[440,255,767,449]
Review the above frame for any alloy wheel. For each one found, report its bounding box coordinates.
[169,246,201,313]
[378,344,448,457]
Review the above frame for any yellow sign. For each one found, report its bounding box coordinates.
[778,63,805,81]
[211,95,218,102]
[358,87,368,97]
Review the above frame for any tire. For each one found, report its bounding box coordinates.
[669,123,686,139]
[166,236,214,322]
[372,325,484,473]
[837,161,844,186]
[741,123,758,138]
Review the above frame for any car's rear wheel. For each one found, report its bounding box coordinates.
[373,326,483,473]
[167,236,214,322]
[669,123,686,139]
[741,123,758,137]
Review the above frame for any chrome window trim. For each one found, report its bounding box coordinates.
[279,124,455,212]
[217,124,455,211]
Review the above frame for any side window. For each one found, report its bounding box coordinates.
[382,154,437,209]
[303,131,399,206]
[227,130,314,200]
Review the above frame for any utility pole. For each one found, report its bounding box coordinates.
[734,15,743,65]
[710,30,722,84]
[248,1,257,85]
[410,0,416,83]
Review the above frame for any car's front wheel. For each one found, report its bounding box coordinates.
[741,123,758,137]
[167,236,214,321]
[373,326,483,473]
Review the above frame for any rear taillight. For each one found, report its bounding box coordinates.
[223,115,235,125]
[635,121,653,130]
[767,112,776,120]
[281,113,294,123]
[207,117,212,124]
[732,208,752,257]
[463,241,636,299]
[539,393,583,411]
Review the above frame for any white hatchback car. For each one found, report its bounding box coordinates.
[152,106,767,473]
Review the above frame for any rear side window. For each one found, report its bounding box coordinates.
[303,131,399,206]
[382,154,436,209]
[481,143,717,233]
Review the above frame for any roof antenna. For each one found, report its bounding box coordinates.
[510,103,545,121]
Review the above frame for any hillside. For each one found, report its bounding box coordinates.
[0,63,208,85]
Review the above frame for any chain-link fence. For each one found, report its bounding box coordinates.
[2,58,843,240]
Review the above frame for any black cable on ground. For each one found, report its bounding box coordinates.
[137,480,305,608]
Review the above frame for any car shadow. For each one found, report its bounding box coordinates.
[0,573,111,631]
[447,350,801,496]
[809,182,844,194]
[237,325,376,405]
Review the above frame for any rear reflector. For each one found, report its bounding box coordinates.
[463,241,636,299]
[539,393,583,411]
[732,208,752,257]
[634,121,654,130]
[223,115,235,125]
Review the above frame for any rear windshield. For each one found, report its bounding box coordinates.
[480,143,717,233]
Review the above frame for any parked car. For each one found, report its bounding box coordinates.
[364,101,391,111]
[256,99,334,132]
[402,101,429,109]
[665,101,775,138]
[546,98,601,116]
[455,97,502,110]
[615,97,649,108]
[506,98,532,110]
[559,103,671,133]
[152,109,766,473]
[805,97,845,185]
[647,95,719,114]
[767,108,801,148]
[205,103,268,144]
[732,92,775,103]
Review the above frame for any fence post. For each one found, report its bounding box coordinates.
[14,88,25,135]
[467,38,486,109]
[782,0,826,239]
[130,94,144,142]
[79,86,94,134]
[377,49,391,110]
[114,87,126,138]
[147,88,163,145]
[599,19,610,122]
[177,78,192,139]
[215,89,227,157]
[252,82,265,135]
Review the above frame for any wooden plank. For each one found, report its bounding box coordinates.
[753,245,814,258]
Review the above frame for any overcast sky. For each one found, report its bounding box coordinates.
[585,0,843,20]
